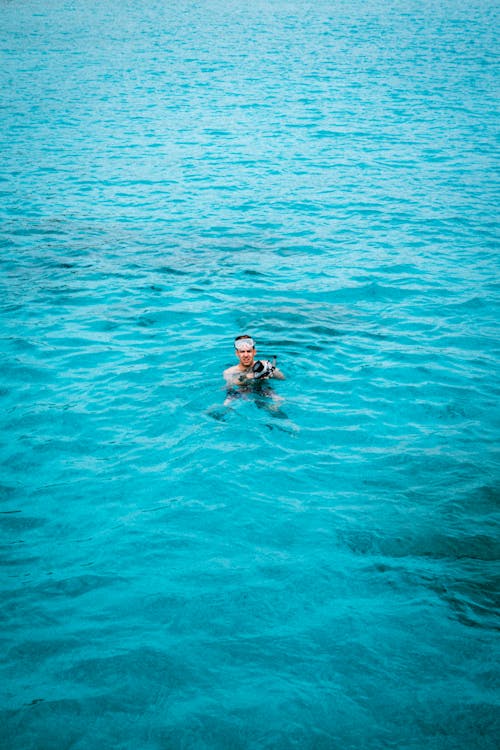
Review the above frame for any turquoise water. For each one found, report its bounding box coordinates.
[1,0,499,747]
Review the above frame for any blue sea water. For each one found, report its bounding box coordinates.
[1,0,499,747]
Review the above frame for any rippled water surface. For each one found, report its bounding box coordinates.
[1,0,499,747]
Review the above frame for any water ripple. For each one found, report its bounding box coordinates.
[1,0,499,748]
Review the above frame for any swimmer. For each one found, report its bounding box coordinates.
[223,334,285,406]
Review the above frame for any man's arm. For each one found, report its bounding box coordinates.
[271,367,285,381]
[223,367,233,386]
[223,366,244,387]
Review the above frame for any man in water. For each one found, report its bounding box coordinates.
[217,335,291,425]
[224,334,285,405]
[223,335,285,389]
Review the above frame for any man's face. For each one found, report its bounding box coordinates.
[236,345,256,369]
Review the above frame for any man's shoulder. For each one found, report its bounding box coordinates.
[223,365,240,380]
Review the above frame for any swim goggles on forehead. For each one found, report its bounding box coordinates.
[235,338,255,351]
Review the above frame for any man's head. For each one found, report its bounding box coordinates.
[234,334,256,368]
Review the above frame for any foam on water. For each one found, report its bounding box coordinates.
[1,0,499,748]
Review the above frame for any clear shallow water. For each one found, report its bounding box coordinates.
[1,0,499,747]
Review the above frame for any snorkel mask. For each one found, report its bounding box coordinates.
[235,337,255,352]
